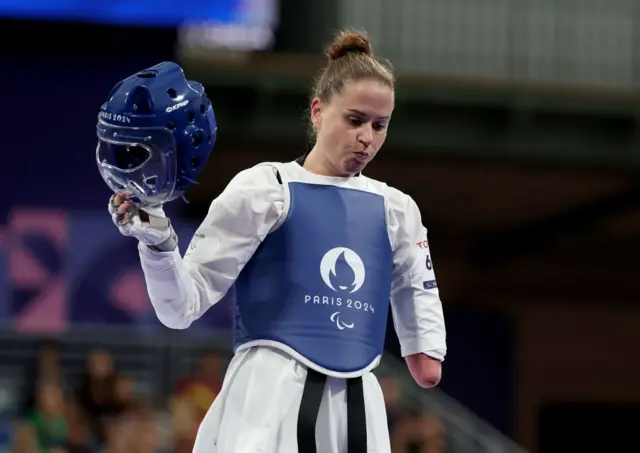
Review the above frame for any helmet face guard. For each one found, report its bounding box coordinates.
[96,120,178,206]
[97,62,217,206]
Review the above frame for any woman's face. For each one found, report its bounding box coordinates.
[311,79,394,176]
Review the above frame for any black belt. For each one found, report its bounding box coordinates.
[297,368,368,453]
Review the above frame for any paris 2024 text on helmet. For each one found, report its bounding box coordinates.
[96,61,217,206]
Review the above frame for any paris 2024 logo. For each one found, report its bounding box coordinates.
[304,247,375,330]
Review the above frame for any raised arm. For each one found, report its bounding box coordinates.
[137,165,284,329]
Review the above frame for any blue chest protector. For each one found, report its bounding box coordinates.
[233,182,393,373]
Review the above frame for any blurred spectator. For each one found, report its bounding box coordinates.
[65,402,91,453]
[103,408,166,453]
[127,408,167,453]
[21,341,65,417]
[101,420,127,453]
[170,351,223,453]
[392,409,446,453]
[170,398,198,453]
[110,374,137,419]
[380,375,446,453]
[74,350,118,445]
[379,375,402,433]
[26,381,68,452]
[173,351,223,418]
[11,422,38,453]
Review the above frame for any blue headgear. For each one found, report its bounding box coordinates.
[96,61,217,206]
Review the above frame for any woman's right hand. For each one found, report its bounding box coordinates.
[108,192,177,251]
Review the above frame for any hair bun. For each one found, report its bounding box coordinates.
[326,30,373,61]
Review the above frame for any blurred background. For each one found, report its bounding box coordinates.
[0,0,638,452]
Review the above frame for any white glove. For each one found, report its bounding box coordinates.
[108,192,178,252]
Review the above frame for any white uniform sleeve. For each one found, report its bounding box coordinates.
[388,192,447,361]
[137,164,284,329]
